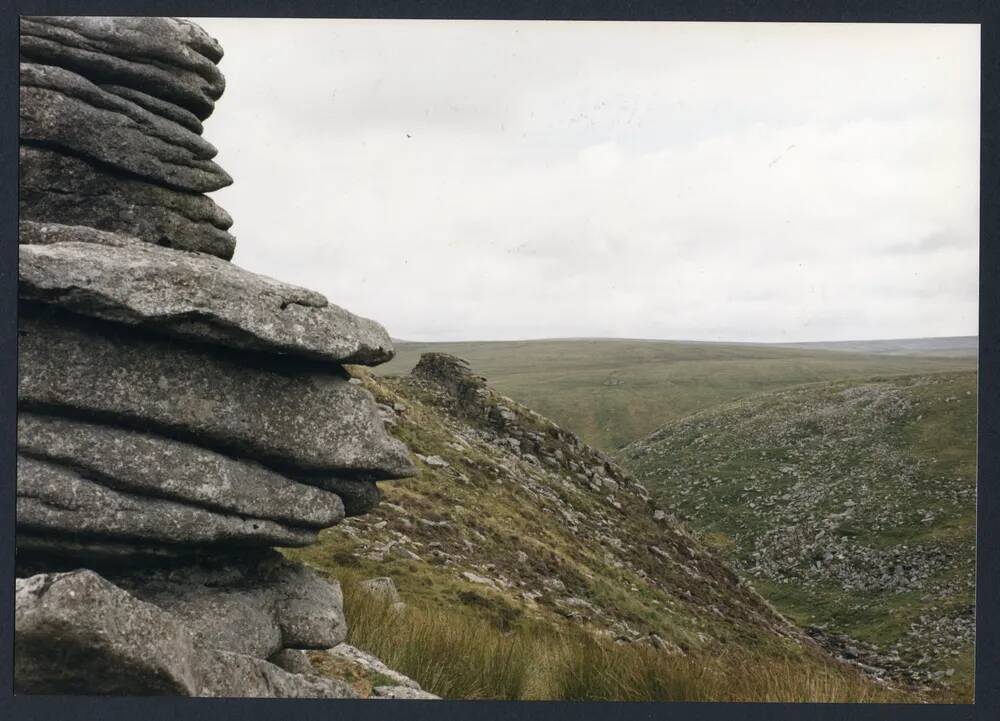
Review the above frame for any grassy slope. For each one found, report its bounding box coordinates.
[618,371,976,696]
[282,364,914,701]
[377,339,973,451]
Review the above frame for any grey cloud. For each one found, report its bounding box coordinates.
[196,18,979,343]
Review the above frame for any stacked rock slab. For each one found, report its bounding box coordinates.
[15,17,415,697]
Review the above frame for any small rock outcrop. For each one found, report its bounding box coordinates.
[16,16,416,697]
[412,352,635,493]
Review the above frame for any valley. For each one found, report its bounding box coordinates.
[618,371,976,693]
[378,339,974,451]
[367,338,977,699]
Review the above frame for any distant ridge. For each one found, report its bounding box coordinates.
[392,336,978,356]
[772,337,977,358]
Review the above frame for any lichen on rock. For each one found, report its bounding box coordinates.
[14,15,421,699]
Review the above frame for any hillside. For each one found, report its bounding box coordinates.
[377,339,975,451]
[618,371,976,697]
[281,353,915,701]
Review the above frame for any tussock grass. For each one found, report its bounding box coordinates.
[545,633,912,702]
[342,576,532,699]
[339,575,914,702]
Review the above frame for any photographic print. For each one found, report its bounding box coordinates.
[13,15,979,703]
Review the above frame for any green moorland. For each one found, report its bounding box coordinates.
[378,339,974,451]
[618,370,977,695]
[281,363,952,702]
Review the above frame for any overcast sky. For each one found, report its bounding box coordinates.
[194,19,979,343]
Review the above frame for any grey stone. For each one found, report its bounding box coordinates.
[316,477,380,516]
[461,571,497,588]
[18,307,416,479]
[269,648,317,675]
[326,643,423,690]
[360,577,401,604]
[373,686,440,699]
[114,554,348,658]
[15,569,358,697]
[20,147,236,259]
[194,650,359,698]
[24,15,224,69]
[20,240,396,365]
[100,83,204,134]
[20,63,231,193]
[18,412,345,528]
[388,543,421,561]
[19,220,140,249]
[15,569,200,694]
[17,454,319,548]
[20,16,224,119]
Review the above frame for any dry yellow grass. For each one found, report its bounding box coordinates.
[337,575,917,702]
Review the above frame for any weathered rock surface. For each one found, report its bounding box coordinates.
[20,147,236,258]
[18,307,415,479]
[99,82,204,134]
[360,576,401,604]
[372,686,440,699]
[21,63,231,192]
[194,649,358,698]
[20,239,396,365]
[16,570,199,694]
[15,570,358,697]
[15,15,419,699]
[270,648,317,675]
[19,220,138,248]
[17,454,319,548]
[326,643,423,690]
[113,553,348,658]
[20,16,225,120]
[311,477,381,517]
[18,412,345,528]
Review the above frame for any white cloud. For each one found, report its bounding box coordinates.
[194,19,979,342]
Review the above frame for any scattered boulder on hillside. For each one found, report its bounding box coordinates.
[360,577,402,604]
[618,374,977,687]
[15,16,417,698]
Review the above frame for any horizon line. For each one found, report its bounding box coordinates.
[392,333,979,345]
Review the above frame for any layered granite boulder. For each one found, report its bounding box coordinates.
[16,16,415,698]
[19,15,235,258]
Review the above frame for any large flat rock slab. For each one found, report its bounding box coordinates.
[15,570,359,697]
[21,63,231,193]
[112,553,348,659]
[20,16,224,120]
[100,82,204,134]
[20,240,395,365]
[15,570,198,694]
[18,307,415,479]
[17,454,320,548]
[18,412,345,528]
[20,147,235,258]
